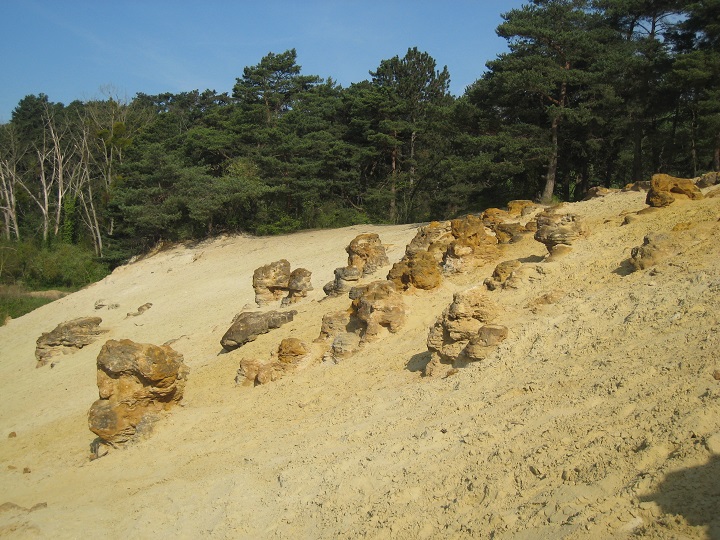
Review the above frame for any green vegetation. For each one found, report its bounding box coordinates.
[0,285,57,325]
[1,1,718,266]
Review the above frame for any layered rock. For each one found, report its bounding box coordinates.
[324,233,389,297]
[350,280,406,341]
[534,209,587,257]
[87,339,188,448]
[484,260,522,291]
[220,310,297,351]
[629,233,674,271]
[646,173,704,208]
[253,260,313,306]
[425,287,507,377]
[236,337,314,386]
[35,317,107,368]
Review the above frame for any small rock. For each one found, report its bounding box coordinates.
[23,467,31,474]
[8,432,16,438]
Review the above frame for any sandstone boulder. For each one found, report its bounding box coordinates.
[629,233,674,271]
[35,317,107,368]
[646,173,704,208]
[697,172,720,188]
[252,260,313,306]
[507,200,537,216]
[346,233,389,275]
[582,186,618,200]
[484,260,522,291]
[425,288,506,377]
[236,337,313,386]
[220,310,297,351]
[282,268,313,305]
[534,210,587,256]
[387,250,442,291]
[88,339,188,447]
[350,280,406,341]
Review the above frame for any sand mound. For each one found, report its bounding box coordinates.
[1,195,719,539]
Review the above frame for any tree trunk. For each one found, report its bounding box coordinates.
[541,115,560,204]
[714,131,720,172]
[389,143,398,223]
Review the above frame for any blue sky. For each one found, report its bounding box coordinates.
[0,0,527,123]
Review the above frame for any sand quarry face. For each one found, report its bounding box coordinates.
[1,191,720,539]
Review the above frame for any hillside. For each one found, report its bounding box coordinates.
[1,189,719,539]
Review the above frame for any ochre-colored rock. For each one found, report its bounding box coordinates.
[282,268,313,305]
[220,310,297,351]
[484,260,522,291]
[324,233,389,297]
[582,186,618,200]
[253,259,291,305]
[35,317,107,368]
[87,339,188,447]
[350,280,406,341]
[316,310,352,342]
[387,251,442,291]
[646,174,703,207]
[534,210,587,256]
[426,287,506,377]
[405,221,455,263]
[236,338,314,386]
[507,200,537,216]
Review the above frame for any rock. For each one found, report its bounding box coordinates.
[220,310,297,351]
[493,222,526,244]
[316,310,353,342]
[582,186,618,200]
[405,221,455,263]
[253,259,292,306]
[388,251,442,291]
[35,317,107,368]
[507,200,537,216]
[534,210,587,255]
[426,287,504,376]
[706,186,720,198]
[88,339,188,447]
[125,302,152,318]
[646,173,704,207]
[346,233,389,275]
[236,337,313,386]
[350,280,406,341]
[696,172,720,188]
[623,180,651,192]
[484,260,522,291]
[326,332,362,362]
[629,233,674,271]
[324,264,363,297]
[282,268,313,305]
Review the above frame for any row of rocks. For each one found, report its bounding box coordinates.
[252,259,313,306]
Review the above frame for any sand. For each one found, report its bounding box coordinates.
[1,190,719,539]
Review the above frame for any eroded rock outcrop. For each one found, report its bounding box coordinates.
[646,173,704,208]
[87,339,188,448]
[220,310,297,351]
[253,260,312,306]
[236,337,315,386]
[425,287,507,377]
[350,280,406,341]
[629,233,675,271]
[387,250,442,291]
[35,317,107,368]
[484,260,522,291]
[324,234,389,297]
[534,209,587,258]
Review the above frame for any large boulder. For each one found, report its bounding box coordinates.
[425,288,507,377]
[346,233,389,275]
[534,209,587,257]
[387,251,442,291]
[220,310,297,351]
[282,268,313,305]
[646,173,704,207]
[35,317,107,368]
[87,339,188,447]
[253,259,292,306]
[350,280,406,341]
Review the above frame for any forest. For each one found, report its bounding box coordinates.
[0,0,718,289]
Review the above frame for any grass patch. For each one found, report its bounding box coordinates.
[0,285,57,325]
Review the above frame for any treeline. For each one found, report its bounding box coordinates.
[0,0,718,271]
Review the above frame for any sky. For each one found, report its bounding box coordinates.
[0,0,528,123]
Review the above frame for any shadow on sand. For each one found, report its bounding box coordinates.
[639,453,720,539]
[406,351,431,373]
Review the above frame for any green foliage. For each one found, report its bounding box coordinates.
[0,285,55,324]
[0,240,108,289]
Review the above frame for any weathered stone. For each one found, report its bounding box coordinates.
[484,260,522,291]
[88,339,188,447]
[507,200,537,216]
[324,264,363,297]
[326,332,362,362]
[425,288,504,376]
[697,172,720,188]
[351,280,406,341]
[622,181,651,192]
[220,310,297,351]
[629,233,674,271]
[405,221,454,262]
[534,211,587,254]
[582,186,618,200]
[494,222,526,244]
[646,173,703,208]
[346,233,389,275]
[277,337,309,364]
[387,250,442,291]
[125,303,152,318]
[282,268,313,305]
[236,338,313,386]
[253,259,291,306]
[316,310,352,342]
[35,317,107,368]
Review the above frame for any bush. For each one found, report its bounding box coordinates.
[0,285,55,324]
[0,240,109,289]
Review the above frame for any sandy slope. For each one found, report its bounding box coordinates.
[1,192,719,539]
